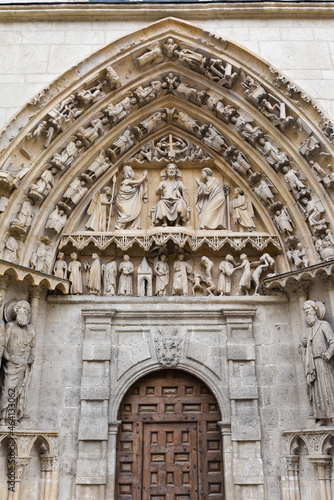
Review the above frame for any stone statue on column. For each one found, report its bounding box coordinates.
[0,300,35,423]
[301,300,334,424]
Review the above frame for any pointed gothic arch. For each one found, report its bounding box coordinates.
[0,17,333,276]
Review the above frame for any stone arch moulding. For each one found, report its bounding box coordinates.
[1,17,334,274]
[109,361,230,424]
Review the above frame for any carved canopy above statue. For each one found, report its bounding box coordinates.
[0,17,334,282]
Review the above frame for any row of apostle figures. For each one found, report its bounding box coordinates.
[84,163,256,231]
[54,251,275,296]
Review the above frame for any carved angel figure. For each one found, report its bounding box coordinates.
[62,178,88,206]
[202,124,227,152]
[103,96,136,125]
[173,109,202,136]
[83,150,112,182]
[224,146,253,178]
[171,76,207,104]
[230,113,264,146]
[0,301,35,423]
[231,188,256,231]
[195,168,226,229]
[135,42,164,66]
[107,127,136,160]
[134,111,167,139]
[152,164,189,227]
[282,167,306,193]
[257,137,290,171]
[273,208,294,235]
[46,206,67,234]
[298,194,327,231]
[86,187,113,232]
[162,38,178,58]
[250,174,276,205]
[115,166,148,230]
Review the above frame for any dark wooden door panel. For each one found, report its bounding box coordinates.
[116,370,224,500]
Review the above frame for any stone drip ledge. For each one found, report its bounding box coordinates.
[47,294,287,305]
[0,2,333,22]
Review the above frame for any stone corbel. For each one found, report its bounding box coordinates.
[308,456,332,500]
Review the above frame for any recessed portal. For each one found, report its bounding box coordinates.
[116,369,224,499]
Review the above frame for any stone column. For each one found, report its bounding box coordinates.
[282,455,300,500]
[309,456,332,500]
[221,308,264,500]
[29,284,44,326]
[39,454,59,500]
[76,309,115,500]
[7,456,31,500]
[105,420,121,500]
[218,422,235,500]
[0,275,11,315]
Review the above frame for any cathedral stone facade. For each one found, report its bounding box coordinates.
[0,7,334,500]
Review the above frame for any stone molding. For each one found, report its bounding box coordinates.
[263,259,334,292]
[0,2,333,22]
[0,258,70,293]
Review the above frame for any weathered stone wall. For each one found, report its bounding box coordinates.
[0,16,334,128]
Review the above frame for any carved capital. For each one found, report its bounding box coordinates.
[13,456,31,481]
[286,455,300,473]
[40,454,58,472]
[321,273,334,291]
[291,280,313,297]
[0,275,11,290]
[28,284,44,300]
[108,420,122,436]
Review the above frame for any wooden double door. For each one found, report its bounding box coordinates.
[116,370,224,500]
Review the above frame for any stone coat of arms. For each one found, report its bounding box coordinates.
[154,329,182,367]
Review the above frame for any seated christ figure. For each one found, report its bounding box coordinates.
[152,163,190,227]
